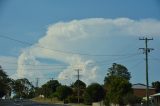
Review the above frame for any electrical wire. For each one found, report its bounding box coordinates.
[0,34,141,57]
[94,52,142,65]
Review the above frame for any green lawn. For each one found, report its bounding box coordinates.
[32,97,63,104]
[32,97,91,106]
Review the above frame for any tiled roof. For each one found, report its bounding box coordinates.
[132,83,155,89]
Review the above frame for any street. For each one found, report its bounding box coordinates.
[0,99,68,106]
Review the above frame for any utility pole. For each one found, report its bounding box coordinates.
[49,78,54,81]
[139,37,153,106]
[36,77,39,88]
[75,69,81,104]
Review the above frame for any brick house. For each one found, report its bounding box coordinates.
[132,83,156,98]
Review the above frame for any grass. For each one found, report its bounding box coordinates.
[32,97,91,106]
[69,103,91,106]
[32,97,63,104]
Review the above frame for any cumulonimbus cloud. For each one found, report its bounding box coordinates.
[16,18,160,85]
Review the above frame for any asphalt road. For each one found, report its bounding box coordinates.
[0,99,68,106]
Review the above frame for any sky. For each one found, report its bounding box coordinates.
[0,0,160,86]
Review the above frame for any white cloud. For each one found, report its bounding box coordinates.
[0,56,17,77]
[16,18,160,85]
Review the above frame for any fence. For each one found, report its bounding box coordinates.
[92,102,160,106]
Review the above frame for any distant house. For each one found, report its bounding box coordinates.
[132,83,155,97]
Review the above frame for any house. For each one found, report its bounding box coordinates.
[132,83,155,98]
[151,93,160,105]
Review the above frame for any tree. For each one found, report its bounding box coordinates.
[152,81,160,93]
[56,85,72,102]
[123,93,142,105]
[41,80,61,98]
[13,78,34,98]
[0,66,11,98]
[104,63,133,105]
[70,80,86,103]
[104,63,131,82]
[71,80,86,89]
[84,83,105,105]
[71,80,86,97]
[104,76,133,105]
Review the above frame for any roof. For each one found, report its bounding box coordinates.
[151,93,160,97]
[132,83,155,89]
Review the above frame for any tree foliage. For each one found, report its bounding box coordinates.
[55,85,72,101]
[105,76,133,105]
[41,80,61,98]
[69,80,86,103]
[123,93,142,105]
[13,78,34,98]
[84,83,105,105]
[104,63,131,82]
[71,80,86,97]
[104,63,133,105]
[71,80,86,89]
[152,81,160,93]
[0,66,11,98]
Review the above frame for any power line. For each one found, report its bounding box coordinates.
[0,52,141,66]
[0,53,142,71]
[0,59,69,67]
[128,60,143,70]
[149,55,160,61]
[0,34,141,57]
[94,53,142,66]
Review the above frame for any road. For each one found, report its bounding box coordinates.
[0,99,68,106]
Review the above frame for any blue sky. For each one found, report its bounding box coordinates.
[0,0,160,86]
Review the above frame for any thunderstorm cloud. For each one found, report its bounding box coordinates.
[13,18,160,85]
